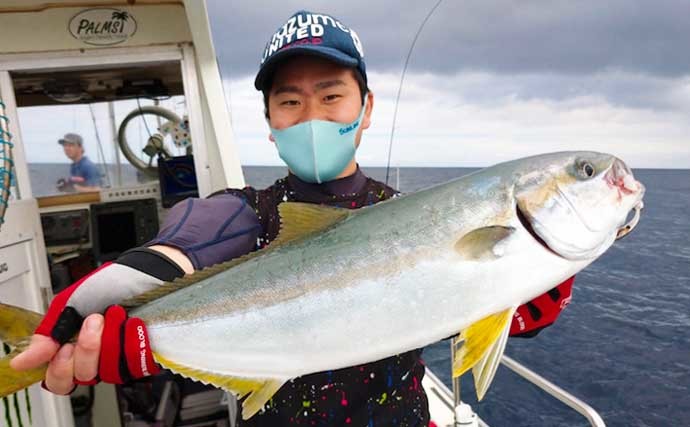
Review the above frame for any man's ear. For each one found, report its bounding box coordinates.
[361,91,374,130]
[269,133,275,143]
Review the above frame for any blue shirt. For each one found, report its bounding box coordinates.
[70,156,102,187]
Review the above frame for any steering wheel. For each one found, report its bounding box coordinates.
[117,105,191,177]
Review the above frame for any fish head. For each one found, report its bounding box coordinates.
[514,152,645,260]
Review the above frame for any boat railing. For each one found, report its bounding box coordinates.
[500,355,606,427]
[436,343,606,427]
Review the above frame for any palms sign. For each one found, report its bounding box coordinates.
[112,11,129,22]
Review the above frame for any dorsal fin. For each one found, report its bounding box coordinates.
[272,202,352,245]
[122,202,352,308]
[153,352,285,420]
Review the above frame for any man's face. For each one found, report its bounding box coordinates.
[267,56,373,148]
[62,143,82,161]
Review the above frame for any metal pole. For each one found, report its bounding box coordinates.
[108,102,122,186]
[88,103,111,188]
[450,337,461,406]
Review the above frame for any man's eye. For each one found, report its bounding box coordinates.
[280,100,300,106]
[324,94,341,102]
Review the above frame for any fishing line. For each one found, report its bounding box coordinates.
[136,97,155,140]
[385,0,444,186]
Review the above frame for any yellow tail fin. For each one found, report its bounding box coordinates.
[0,302,47,397]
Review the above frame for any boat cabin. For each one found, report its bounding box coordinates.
[0,1,244,426]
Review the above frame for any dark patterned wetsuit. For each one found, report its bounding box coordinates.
[214,169,430,427]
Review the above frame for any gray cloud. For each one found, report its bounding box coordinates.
[423,71,690,112]
[208,0,690,78]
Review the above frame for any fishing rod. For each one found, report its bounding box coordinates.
[385,0,444,187]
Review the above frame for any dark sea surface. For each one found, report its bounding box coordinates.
[29,164,690,427]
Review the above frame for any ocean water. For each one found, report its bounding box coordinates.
[27,164,690,427]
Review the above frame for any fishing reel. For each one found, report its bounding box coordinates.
[117,105,191,177]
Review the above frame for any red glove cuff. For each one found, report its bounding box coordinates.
[99,305,159,384]
[510,276,574,336]
[100,305,127,383]
[124,317,159,379]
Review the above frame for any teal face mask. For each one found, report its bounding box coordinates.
[270,98,367,184]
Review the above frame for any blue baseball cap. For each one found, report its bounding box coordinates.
[254,10,367,91]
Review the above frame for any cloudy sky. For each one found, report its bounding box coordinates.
[206,0,690,168]
[17,1,689,170]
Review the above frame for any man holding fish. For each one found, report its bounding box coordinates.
[12,10,580,426]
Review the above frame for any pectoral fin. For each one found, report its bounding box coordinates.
[452,307,515,400]
[153,352,285,420]
[455,226,515,260]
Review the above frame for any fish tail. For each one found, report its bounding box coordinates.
[0,302,47,397]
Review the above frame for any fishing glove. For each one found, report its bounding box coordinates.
[510,276,575,338]
[74,305,159,385]
[36,193,260,344]
[35,247,185,345]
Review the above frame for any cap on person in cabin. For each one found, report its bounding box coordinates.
[58,133,83,146]
[254,10,367,91]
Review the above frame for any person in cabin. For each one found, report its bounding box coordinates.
[56,132,102,192]
[12,11,573,426]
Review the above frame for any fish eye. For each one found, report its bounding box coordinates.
[578,161,596,179]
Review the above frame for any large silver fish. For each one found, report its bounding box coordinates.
[0,151,644,419]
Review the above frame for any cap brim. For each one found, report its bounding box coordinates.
[58,139,80,145]
[254,45,359,90]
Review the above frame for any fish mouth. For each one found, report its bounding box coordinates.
[615,201,643,240]
[516,199,644,257]
[606,159,645,240]
[515,203,561,257]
